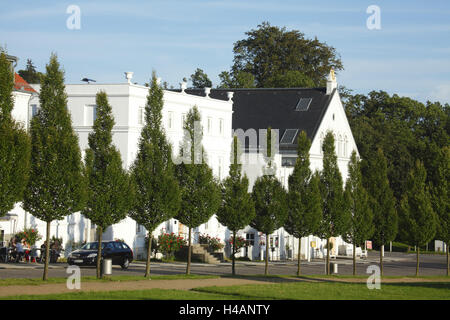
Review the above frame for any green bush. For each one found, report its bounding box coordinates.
[14,228,42,246]
[199,233,224,252]
[157,233,186,258]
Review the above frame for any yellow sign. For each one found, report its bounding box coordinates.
[310,241,316,248]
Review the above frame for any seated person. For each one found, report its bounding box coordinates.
[15,241,24,263]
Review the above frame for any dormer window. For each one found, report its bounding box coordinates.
[295,98,312,111]
[280,129,298,144]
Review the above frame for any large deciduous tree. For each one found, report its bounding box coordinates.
[129,72,181,278]
[218,71,256,89]
[23,54,85,280]
[284,131,321,275]
[432,147,449,276]
[0,52,31,218]
[216,136,255,275]
[224,21,343,88]
[343,150,374,275]
[175,106,221,275]
[17,59,43,84]
[318,131,350,275]
[190,68,212,88]
[344,91,449,210]
[362,148,397,276]
[82,91,132,279]
[399,160,437,276]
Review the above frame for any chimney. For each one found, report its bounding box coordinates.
[204,87,211,97]
[326,69,337,95]
[180,81,187,93]
[125,72,133,84]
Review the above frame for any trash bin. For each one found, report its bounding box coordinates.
[103,258,112,275]
[330,262,338,274]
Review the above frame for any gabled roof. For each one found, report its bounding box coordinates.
[180,87,335,153]
[14,73,36,93]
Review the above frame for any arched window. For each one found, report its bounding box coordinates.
[320,133,324,154]
[338,135,343,157]
[333,133,338,155]
[344,136,348,157]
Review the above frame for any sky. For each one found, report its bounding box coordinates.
[1,0,450,104]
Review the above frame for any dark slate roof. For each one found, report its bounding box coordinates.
[173,87,335,153]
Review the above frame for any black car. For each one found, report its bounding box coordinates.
[67,241,133,269]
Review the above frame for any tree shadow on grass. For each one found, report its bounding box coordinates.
[220,274,314,284]
[380,281,450,291]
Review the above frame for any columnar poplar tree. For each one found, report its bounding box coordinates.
[82,91,132,279]
[284,131,321,276]
[318,131,350,275]
[175,106,221,275]
[432,147,449,276]
[129,73,181,278]
[362,148,397,276]
[216,136,255,275]
[0,52,31,218]
[23,54,85,281]
[251,127,288,276]
[400,160,437,276]
[343,150,373,275]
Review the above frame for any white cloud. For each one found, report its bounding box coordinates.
[429,84,450,104]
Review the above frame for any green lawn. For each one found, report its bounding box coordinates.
[194,281,450,300]
[0,274,217,286]
[1,288,240,300]
[1,276,449,300]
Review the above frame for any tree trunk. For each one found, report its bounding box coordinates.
[232,230,236,276]
[353,243,356,276]
[380,245,383,276]
[265,233,269,276]
[416,246,419,277]
[96,226,103,279]
[326,238,330,275]
[42,221,51,281]
[447,243,449,277]
[145,233,152,278]
[186,227,191,275]
[297,238,301,276]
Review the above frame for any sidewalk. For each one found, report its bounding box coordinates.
[0,263,65,270]
[0,277,269,298]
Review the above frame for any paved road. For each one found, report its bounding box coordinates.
[0,251,447,279]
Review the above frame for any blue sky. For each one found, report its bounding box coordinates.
[1,0,450,103]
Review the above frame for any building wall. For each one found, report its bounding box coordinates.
[8,82,233,257]
[5,82,363,261]
[236,90,361,261]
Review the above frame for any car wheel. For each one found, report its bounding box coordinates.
[121,258,130,270]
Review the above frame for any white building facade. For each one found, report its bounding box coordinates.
[3,64,363,261]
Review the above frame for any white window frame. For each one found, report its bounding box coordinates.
[219,118,224,136]
[207,117,212,134]
[168,111,174,130]
[181,113,186,129]
[84,104,97,126]
[31,104,38,118]
[138,106,144,125]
